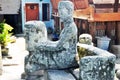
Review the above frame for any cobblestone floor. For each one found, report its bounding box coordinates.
[0,37,120,80]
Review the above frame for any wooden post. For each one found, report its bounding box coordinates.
[117,22,120,44]
[0,15,4,22]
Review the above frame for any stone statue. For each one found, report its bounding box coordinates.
[25,0,78,74]
[79,33,93,45]
[24,21,47,52]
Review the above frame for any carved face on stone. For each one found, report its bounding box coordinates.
[79,34,93,45]
[58,1,74,22]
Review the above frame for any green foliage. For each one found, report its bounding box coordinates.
[77,46,94,59]
[0,22,13,46]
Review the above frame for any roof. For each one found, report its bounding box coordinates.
[50,0,89,12]
[0,0,20,14]
[51,0,120,22]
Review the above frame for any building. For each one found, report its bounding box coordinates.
[51,0,120,45]
[0,0,22,34]
[21,0,54,32]
[0,0,54,34]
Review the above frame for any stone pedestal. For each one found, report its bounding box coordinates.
[47,70,75,80]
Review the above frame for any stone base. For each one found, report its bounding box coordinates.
[116,70,120,79]
[47,70,76,80]
[22,70,47,80]
[23,69,79,80]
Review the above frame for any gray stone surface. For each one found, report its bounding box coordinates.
[0,36,120,80]
[116,69,120,79]
[72,68,79,80]
[26,70,48,80]
[24,0,78,74]
[77,43,116,80]
[111,45,120,58]
[47,70,75,80]
[79,33,93,45]
[24,21,47,52]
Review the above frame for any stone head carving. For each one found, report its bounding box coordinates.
[79,33,93,45]
[58,1,74,22]
[24,21,47,51]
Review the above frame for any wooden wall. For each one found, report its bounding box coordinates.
[53,16,120,45]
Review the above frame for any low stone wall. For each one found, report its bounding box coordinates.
[77,43,116,80]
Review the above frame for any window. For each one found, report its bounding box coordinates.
[42,3,50,21]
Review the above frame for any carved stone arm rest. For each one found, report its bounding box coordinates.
[77,43,116,80]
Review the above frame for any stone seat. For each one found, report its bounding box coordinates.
[77,43,116,80]
[23,1,116,80]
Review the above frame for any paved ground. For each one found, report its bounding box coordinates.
[0,37,120,80]
[0,37,28,80]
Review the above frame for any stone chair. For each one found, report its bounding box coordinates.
[23,1,117,80]
[77,42,116,80]
[24,0,78,75]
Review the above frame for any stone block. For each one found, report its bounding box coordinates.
[26,70,48,80]
[77,43,116,80]
[80,56,115,80]
[111,45,120,58]
[47,70,76,80]
[72,68,79,80]
[116,69,120,79]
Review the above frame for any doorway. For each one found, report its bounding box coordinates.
[25,3,39,21]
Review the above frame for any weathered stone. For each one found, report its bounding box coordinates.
[77,43,116,80]
[80,56,115,80]
[72,68,79,80]
[26,70,48,80]
[26,75,44,80]
[116,69,120,79]
[24,0,78,74]
[47,70,75,80]
[24,21,47,52]
[111,45,120,58]
[21,72,26,79]
[79,33,93,45]
[27,70,45,76]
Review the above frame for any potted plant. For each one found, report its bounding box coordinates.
[0,21,13,56]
